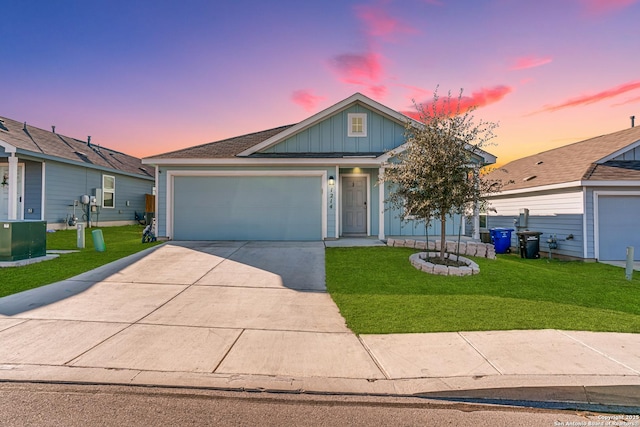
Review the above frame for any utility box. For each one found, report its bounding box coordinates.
[0,220,47,261]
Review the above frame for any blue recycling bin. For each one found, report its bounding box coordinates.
[490,228,513,254]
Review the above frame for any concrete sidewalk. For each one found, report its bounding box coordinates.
[0,241,639,412]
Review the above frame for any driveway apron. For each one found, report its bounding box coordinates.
[0,241,383,380]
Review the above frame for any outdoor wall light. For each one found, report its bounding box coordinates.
[328,176,335,185]
[1,173,7,187]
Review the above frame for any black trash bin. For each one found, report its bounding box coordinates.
[516,231,542,259]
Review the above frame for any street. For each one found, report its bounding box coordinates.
[0,382,612,427]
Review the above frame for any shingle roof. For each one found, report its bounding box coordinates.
[488,126,640,191]
[147,125,295,159]
[0,116,154,178]
[584,160,640,181]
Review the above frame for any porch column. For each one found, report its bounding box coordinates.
[472,202,480,240]
[472,169,480,240]
[334,165,339,238]
[378,167,385,240]
[7,155,18,220]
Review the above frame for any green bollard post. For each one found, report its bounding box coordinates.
[92,229,106,252]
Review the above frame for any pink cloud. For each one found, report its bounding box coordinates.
[580,0,637,15]
[354,4,417,38]
[509,56,552,70]
[291,90,325,112]
[402,85,514,118]
[330,52,383,85]
[537,80,640,113]
[367,84,387,98]
[612,95,640,107]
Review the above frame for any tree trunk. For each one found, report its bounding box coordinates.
[440,211,447,259]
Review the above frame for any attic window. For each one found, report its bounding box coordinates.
[523,175,537,182]
[348,113,367,137]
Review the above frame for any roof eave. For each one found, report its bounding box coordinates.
[142,156,384,167]
[0,139,17,154]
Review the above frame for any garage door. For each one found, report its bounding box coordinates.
[172,175,322,240]
[598,195,640,261]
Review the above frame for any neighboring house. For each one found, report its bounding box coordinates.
[485,125,640,261]
[142,93,497,241]
[0,116,155,229]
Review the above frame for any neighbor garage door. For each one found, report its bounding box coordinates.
[172,175,322,240]
[598,195,640,261]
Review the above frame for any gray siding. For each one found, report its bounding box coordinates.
[264,105,405,154]
[45,161,153,227]
[383,181,463,237]
[612,145,640,160]
[487,214,584,258]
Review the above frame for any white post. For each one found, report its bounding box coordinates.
[77,223,85,249]
[626,246,634,281]
[378,167,385,240]
[7,156,18,220]
[472,202,480,240]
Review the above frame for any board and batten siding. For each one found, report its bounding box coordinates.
[263,105,406,154]
[612,145,640,160]
[486,188,585,258]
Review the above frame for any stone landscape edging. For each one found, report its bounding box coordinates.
[386,238,496,277]
[409,252,479,276]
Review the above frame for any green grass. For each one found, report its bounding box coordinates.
[326,246,640,334]
[0,225,162,298]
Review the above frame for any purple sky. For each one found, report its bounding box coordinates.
[2,0,639,164]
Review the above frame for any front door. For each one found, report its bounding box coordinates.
[342,176,367,234]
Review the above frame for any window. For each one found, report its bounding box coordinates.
[348,113,367,137]
[102,175,115,208]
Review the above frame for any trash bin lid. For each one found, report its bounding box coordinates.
[516,231,542,236]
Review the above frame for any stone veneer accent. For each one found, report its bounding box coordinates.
[409,252,480,276]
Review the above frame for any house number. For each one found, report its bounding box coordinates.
[329,186,334,209]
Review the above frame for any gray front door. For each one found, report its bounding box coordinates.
[342,176,367,234]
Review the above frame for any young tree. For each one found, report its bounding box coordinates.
[381,89,500,260]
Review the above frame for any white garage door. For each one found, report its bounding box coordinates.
[598,195,640,261]
[172,175,323,240]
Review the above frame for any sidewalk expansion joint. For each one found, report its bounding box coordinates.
[212,329,245,374]
[558,330,640,375]
[457,332,503,375]
[357,335,390,380]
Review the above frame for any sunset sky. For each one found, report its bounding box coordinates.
[2,0,639,165]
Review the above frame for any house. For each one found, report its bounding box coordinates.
[485,125,640,261]
[142,93,497,242]
[0,116,155,229]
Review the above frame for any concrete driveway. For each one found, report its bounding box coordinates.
[0,241,383,381]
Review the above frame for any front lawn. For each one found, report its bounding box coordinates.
[0,225,162,298]
[326,246,640,334]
